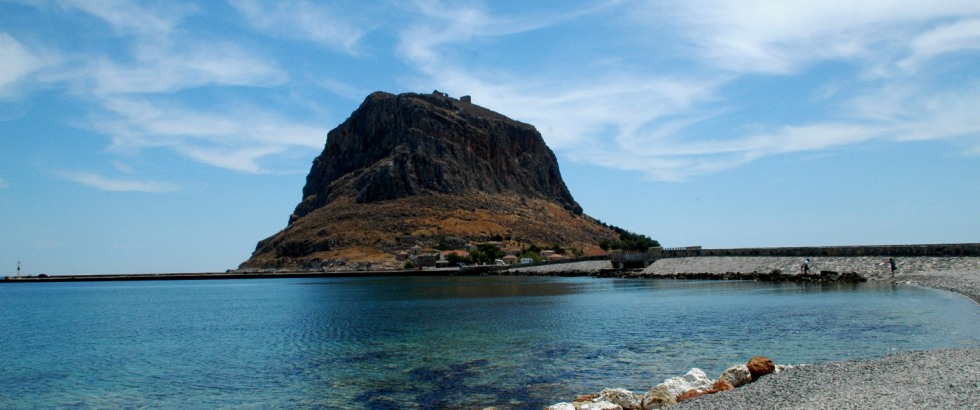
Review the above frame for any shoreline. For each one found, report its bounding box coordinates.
[675,268,980,409]
[536,264,980,409]
[674,346,980,409]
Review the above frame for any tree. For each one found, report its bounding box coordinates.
[470,243,505,264]
[524,244,543,254]
[446,252,472,266]
[521,251,543,263]
[436,236,451,251]
[595,221,660,251]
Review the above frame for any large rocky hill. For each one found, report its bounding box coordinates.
[240,91,624,270]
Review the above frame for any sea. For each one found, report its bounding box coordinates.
[2,276,979,409]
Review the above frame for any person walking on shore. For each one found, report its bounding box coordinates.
[801,258,810,275]
[888,257,896,278]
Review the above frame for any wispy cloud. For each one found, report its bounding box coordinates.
[657,0,980,75]
[78,41,288,96]
[57,0,196,36]
[43,2,287,96]
[7,0,979,182]
[57,171,179,193]
[392,0,980,180]
[900,17,980,71]
[92,96,325,173]
[16,0,316,174]
[396,0,606,72]
[230,0,365,54]
[0,32,46,99]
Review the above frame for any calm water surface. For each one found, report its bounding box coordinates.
[2,276,979,409]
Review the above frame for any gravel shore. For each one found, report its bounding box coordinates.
[675,347,980,409]
[514,258,980,409]
[675,268,980,409]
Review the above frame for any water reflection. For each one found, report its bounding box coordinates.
[298,275,588,299]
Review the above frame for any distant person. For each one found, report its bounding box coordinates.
[888,257,897,278]
[802,258,811,275]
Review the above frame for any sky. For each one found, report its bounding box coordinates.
[1,0,978,275]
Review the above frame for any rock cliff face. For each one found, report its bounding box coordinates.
[241,91,618,270]
[291,91,581,222]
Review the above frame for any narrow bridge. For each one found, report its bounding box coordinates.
[610,247,672,270]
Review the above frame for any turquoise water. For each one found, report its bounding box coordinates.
[1,277,978,409]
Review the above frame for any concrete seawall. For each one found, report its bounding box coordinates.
[506,256,980,279]
[659,243,979,258]
[642,256,979,276]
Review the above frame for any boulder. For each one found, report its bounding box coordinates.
[547,401,623,410]
[747,356,775,379]
[641,385,677,410]
[577,401,622,410]
[596,388,642,410]
[676,389,706,402]
[661,368,713,398]
[712,379,735,392]
[718,364,752,387]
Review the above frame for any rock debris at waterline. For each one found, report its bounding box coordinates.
[546,356,792,409]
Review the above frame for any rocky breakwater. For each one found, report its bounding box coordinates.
[635,256,980,283]
[547,356,793,409]
[636,270,867,283]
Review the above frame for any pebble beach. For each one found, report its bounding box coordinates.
[676,268,980,410]
[510,257,980,409]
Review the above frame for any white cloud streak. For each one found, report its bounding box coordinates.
[93,96,325,173]
[230,0,365,54]
[394,0,980,180]
[659,0,980,75]
[57,170,180,193]
[7,0,980,182]
[79,41,287,95]
[0,32,46,99]
[17,0,322,174]
[56,0,195,36]
[901,18,980,70]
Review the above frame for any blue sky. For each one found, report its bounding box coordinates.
[2,0,978,275]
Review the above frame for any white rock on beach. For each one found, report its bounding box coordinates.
[581,401,623,410]
[642,385,677,409]
[718,364,752,387]
[596,388,642,409]
[661,368,714,397]
[546,401,623,410]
